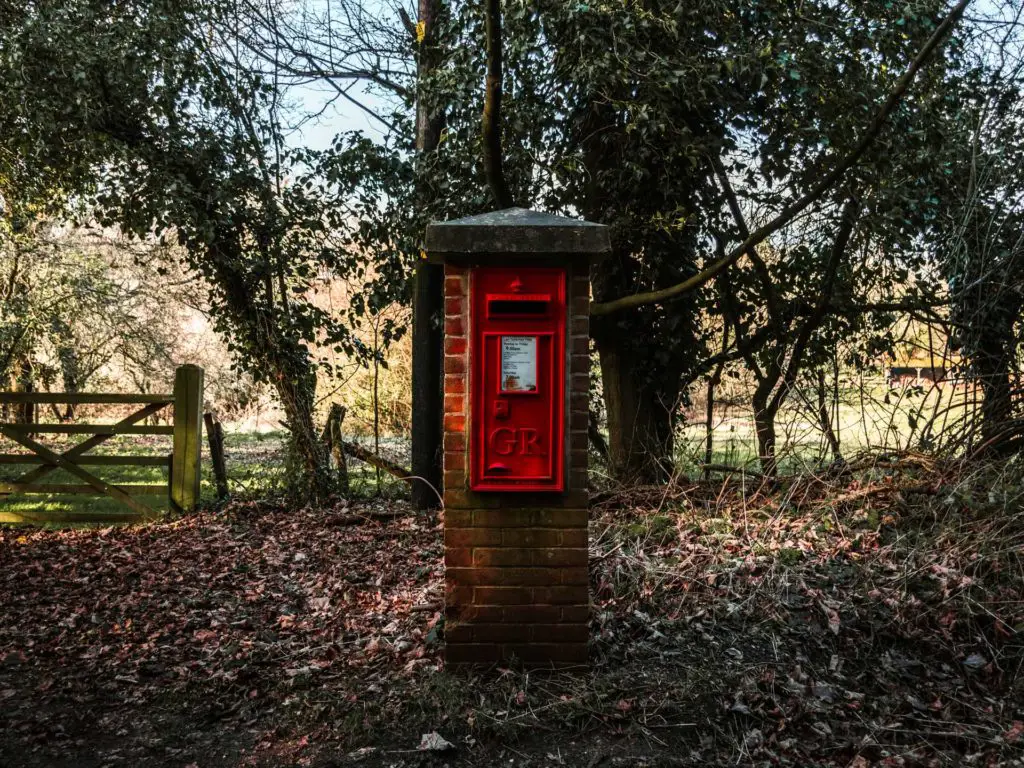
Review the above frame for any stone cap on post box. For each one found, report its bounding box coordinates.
[425,207,611,262]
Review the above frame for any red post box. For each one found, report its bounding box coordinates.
[426,208,609,668]
[471,267,565,492]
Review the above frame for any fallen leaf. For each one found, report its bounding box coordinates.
[418,731,454,752]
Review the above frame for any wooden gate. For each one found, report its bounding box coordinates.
[0,365,204,523]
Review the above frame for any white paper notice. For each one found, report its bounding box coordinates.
[500,336,537,392]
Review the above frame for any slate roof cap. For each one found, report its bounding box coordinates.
[426,207,611,258]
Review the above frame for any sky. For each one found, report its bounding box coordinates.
[287,81,392,151]
[272,0,403,151]
[275,0,1021,155]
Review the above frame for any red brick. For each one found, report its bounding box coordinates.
[445,644,500,664]
[474,624,531,643]
[534,586,589,605]
[444,547,472,567]
[560,568,589,585]
[443,413,465,432]
[444,509,471,527]
[571,316,589,335]
[505,643,588,664]
[444,489,472,509]
[534,509,588,527]
[444,374,465,395]
[446,527,502,547]
[504,605,562,624]
[444,356,466,375]
[571,336,590,356]
[457,605,505,623]
[449,567,562,587]
[443,431,466,452]
[503,529,561,547]
[445,263,468,277]
[474,548,532,567]
[445,622,473,643]
[443,470,465,490]
[444,316,465,336]
[570,390,588,412]
[444,395,465,416]
[560,605,590,623]
[564,490,590,508]
[445,584,473,607]
[444,297,464,316]
[444,450,465,472]
[531,624,589,643]
[533,548,588,567]
[474,587,533,605]
[569,430,588,451]
[444,276,465,295]
[473,509,536,527]
[504,567,565,586]
[444,336,467,355]
[570,409,588,433]
[570,448,588,470]
[561,529,587,548]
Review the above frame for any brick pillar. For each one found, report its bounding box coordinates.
[441,260,592,667]
[426,207,608,669]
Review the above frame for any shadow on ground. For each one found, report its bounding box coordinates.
[1,460,1022,766]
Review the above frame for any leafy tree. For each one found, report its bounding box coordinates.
[410,0,969,477]
[0,222,192,420]
[0,0,409,499]
[932,10,1024,453]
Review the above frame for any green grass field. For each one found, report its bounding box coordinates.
[0,431,285,525]
[0,379,981,524]
[676,378,978,475]
[0,429,413,525]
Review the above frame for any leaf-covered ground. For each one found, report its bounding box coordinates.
[1,458,1023,767]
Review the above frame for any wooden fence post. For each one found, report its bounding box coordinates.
[203,412,229,501]
[170,365,204,512]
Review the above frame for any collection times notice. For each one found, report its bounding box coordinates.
[500,336,537,392]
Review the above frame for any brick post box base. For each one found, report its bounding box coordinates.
[442,257,592,667]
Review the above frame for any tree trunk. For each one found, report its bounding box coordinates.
[410,0,446,510]
[976,332,1015,451]
[204,412,229,500]
[580,99,696,484]
[207,237,336,503]
[752,385,778,478]
[323,402,350,494]
[481,0,513,208]
[592,318,676,483]
[273,361,334,501]
[14,355,35,426]
[816,368,842,462]
[54,322,79,420]
[411,262,443,508]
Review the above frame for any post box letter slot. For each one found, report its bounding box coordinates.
[487,294,550,318]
